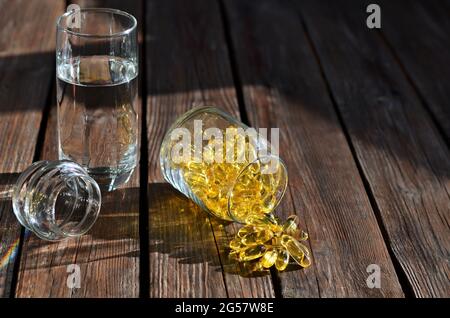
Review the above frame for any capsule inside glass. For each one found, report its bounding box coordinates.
[160,107,288,223]
[11,160,101,241]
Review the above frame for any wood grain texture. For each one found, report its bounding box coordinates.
[223,0,404,298]
[146,0,274,297]
[380,0,450,142]
[148,183,228,297]
[0,0,64,298]
[298,0,450,297]
[15,0,142,298]
[4,0,448,299]
[15,103,141,297]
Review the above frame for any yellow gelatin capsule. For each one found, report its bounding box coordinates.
[282,215,298,234]
[206,187,219,200]
[243,259,263,273]
[229,238,244,250]
[299,230,309,241]
[281,234,310,256]
[184,172,207,184]
[239,245,267,261]
[229,249,239,260]
[275,248,289,271]
[253,260,264,272]
[241,229,273,246]
[281,234,311,268]
[261,250,278,268]
[300,254,312,267]
[237,225,255,238]
[270,224,284,235]
[187,160,205,170]
[245,213,277,226]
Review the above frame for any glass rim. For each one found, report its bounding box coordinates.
[56,7,137,38]
[227,154,289,223]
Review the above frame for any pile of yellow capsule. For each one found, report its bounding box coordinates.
[171,125,311,272]
[229,213,311,272]
[179,127,283,222]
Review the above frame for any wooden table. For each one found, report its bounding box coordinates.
[0,0,448,298]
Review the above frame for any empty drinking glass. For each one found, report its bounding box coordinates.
[56,8,138,191]
[0,160,102,241]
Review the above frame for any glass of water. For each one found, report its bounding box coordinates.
[56,8,138,191]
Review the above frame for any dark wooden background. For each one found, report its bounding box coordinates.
[0,0,448,298]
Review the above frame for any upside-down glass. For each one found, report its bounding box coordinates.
[56,8,138,191]
[160,107,288,223]
[9,160,101,241]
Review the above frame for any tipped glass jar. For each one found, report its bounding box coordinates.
[11,160,101,241]
[160,107,288,222]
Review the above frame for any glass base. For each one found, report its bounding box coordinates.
[87,166,135,191]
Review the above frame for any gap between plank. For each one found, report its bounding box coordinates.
[206,214,230,297]
[217,0,250,126]
[295,10,415,298]
[9,76,56,298]
[139,0,150,298]
[376,30,449,149]
[217,0,282,298]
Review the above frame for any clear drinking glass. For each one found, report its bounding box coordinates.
[56,8,138,191]
[2,160,102,241]
[160,107,288,223]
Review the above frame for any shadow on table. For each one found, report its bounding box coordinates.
[1,175,304,279]
[11,185,140,271]
[148,183,267,277]
[0,51,54,113]
[148,182,302,278]
[148,183,223,266]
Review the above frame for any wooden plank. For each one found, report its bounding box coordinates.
[297,0,450,297]
[146,0,274,297]
[223,0,404,297]
[380,0,450,142]
[148,184,228,297]
[0,172,21,298]
[0,0,64,298]
[15,0,142,298]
